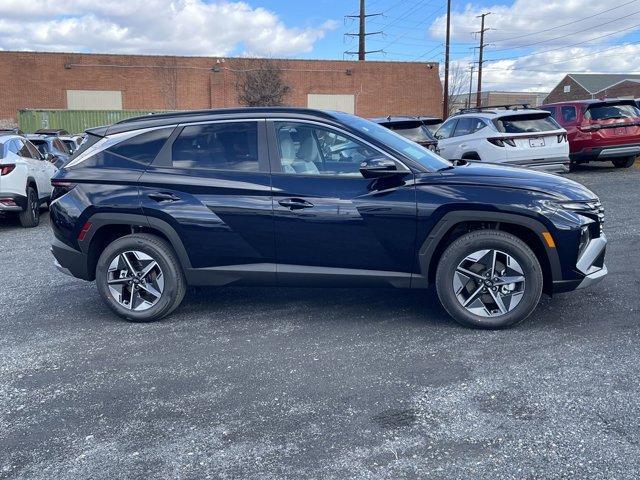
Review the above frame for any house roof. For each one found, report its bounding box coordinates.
[568,73,640,93]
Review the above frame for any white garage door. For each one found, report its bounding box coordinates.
[67,90,123,110]
[307,94,355,114]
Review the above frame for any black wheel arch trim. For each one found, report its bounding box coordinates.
[77,213,192,270]
[418,210,562,287]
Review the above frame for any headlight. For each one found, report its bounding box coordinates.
[578,225,591,258]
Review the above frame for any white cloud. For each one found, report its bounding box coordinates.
[0,0,336,57]
[429,0,640,91]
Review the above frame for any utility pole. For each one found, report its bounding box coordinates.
[344,1,383,60]
[467,64,474,108]
[442,0,451,118]
[475,12,490,107]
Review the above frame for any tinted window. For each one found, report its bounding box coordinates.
[275,122,384,176]
[541,106,556,117]
[585,103,640,120]
[435,119,457,139]
[386,122,434,143]
[30,140,49,156]
[17,139,31,158]
[495,113,561,133]
[172,122,258,171]
[453,117,485,137]
[87,128,173,168]
[25,140,42,159]
[561,106,577,123]
[7,139,21,155]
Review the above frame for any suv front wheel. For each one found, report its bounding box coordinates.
[96,233,186,322]
[435,230,543,328]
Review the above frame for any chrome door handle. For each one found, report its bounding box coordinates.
[278,198,314,210]
[148,192,180,203]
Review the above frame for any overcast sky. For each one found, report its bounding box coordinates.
[1,0,639,93]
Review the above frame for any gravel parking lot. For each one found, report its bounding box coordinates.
[1,163,639,480]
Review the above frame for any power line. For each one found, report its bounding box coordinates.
[484,20,640,63]
[488,8,640,52]
[488,0,638,44]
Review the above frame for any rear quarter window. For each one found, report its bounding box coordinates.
[82,128,174,169]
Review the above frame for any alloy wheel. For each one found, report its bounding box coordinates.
[107,250,164,311]
[453,249,526,317]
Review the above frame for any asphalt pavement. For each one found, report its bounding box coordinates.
[1,162,639,479]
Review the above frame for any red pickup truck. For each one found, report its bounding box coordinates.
[540,99,640,168]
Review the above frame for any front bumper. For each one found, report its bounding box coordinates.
[51,238,93,281]
[575,234,607,289]
[571,144,640,162]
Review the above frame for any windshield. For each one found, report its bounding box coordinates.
[333,112,451,171]
[585,103,640,121]
[495,113,561,133]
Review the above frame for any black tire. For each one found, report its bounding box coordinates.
[96,233,186,322]
[612,156,636,168]
[435,230,543,329]
[18,186,40,228]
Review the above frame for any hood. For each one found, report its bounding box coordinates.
[425,162,597,201]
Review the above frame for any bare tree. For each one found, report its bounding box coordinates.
[445,63,471,118]
[235,59,291,107]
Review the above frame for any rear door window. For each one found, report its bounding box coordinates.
[16,139,32,158]
[172,122,259,171]
[495,113,561,133]
[453,117,485,137]
[584,103,640,121]
[561,106,577,123]
[25,141,43,159]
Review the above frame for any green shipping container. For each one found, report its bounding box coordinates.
[18,109,173,134]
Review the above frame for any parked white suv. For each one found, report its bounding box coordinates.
[434,105,570,172]
[0,134,57,227]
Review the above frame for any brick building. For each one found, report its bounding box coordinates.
[0,51,442,125]
[544,73,640,104]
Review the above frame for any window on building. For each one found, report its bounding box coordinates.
[563,85,571,93]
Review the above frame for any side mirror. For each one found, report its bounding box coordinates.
[359,157,399,178]
[44,153,55,162]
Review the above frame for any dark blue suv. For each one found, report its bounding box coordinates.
[49,108,607,328]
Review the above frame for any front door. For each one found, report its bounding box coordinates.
[267,120,417,287]
[139,120,275,284]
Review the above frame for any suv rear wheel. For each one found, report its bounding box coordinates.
[18,186,40,228]
[96,233,186,322]
[435,230,543,329]
[612,156,636,168]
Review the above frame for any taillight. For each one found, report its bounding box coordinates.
[0,164,16,175]
[488,138,516,147]
[557,133,567,143]
[50,179,77,202]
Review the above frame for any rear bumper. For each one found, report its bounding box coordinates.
[51,238,92,281]
[503,157,569,173]
[571,144,640,162]
[0,192,27,212]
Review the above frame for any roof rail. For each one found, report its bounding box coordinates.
[456,103,531,115]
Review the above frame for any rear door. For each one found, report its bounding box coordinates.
[267,119,417,286]
[433,118,458,159]
[15,139,48,199]
[139,119,276,283]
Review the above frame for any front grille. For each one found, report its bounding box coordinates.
[580,200,605,235]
